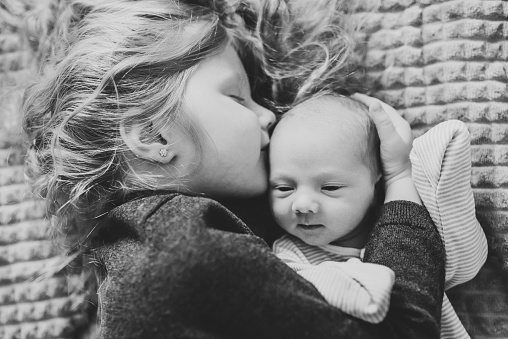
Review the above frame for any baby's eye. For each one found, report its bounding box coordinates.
[273,185,294,192]
[322,185,342,191]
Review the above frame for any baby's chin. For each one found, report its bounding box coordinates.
[281,227,329,247]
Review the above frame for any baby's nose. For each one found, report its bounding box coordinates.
[292,195,319,214]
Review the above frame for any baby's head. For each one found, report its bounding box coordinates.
[269,94,382,248]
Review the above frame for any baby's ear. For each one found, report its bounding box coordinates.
[120,118,177,164]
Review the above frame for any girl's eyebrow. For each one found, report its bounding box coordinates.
[220,69,245,83]
[218,71,246,88]
[218,71,250,94]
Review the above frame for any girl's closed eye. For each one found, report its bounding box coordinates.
[229,94,246,104]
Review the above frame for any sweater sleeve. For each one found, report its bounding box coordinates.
[364,200,446,339]
[95,195,444,339]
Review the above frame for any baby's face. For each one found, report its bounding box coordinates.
[269,109,378,248]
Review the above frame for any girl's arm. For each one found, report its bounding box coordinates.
[95,193,444,339]
[352,93,446,337]
[95,194,374,339]
[365,200,445,338]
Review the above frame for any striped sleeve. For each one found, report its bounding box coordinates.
[410,120,488,339]
[410,119,487,289]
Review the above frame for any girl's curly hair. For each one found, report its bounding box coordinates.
[22,0,368,252]
[21,0,370,332]
[254,0,368,112]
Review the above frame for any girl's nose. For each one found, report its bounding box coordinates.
[255,103,276,132]
[291,194,319,214]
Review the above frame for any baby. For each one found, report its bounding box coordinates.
[270,95,382,250]
[269,94,485,338]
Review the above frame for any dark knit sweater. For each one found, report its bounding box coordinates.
[94,193,445,339]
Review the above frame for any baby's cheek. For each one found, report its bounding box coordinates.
[272,201,290,228]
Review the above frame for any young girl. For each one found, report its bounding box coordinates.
[23,0,445,338]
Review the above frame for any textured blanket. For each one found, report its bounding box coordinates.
[360,1,508,337]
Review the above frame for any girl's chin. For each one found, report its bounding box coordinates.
[214,180,268,198]
[239,183,268,198]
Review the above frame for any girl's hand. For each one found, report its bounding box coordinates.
[351,93,412,185]
[351,93,421,204]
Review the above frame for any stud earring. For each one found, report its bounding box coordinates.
[159,148,168,157]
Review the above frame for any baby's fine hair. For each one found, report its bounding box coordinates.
[22,0,366,248]
[285,94,381,179]
[333,96,381,179]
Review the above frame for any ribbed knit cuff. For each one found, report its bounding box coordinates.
[378,200,433,231]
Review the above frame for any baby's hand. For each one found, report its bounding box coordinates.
[351,93,421,204]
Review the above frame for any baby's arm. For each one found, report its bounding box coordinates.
[410,120,487,288]
[274,237,395,324]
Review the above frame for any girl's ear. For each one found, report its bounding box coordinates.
[120,119,176,163]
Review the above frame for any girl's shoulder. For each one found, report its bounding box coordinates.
[98,192,254,245]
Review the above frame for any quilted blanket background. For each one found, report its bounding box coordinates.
[358,1,508,337]
[0,0,506,338]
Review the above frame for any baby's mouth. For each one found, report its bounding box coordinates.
[297,223,324,230]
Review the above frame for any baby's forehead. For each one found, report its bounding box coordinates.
[283,95,364,130]
[290,95,350,117]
